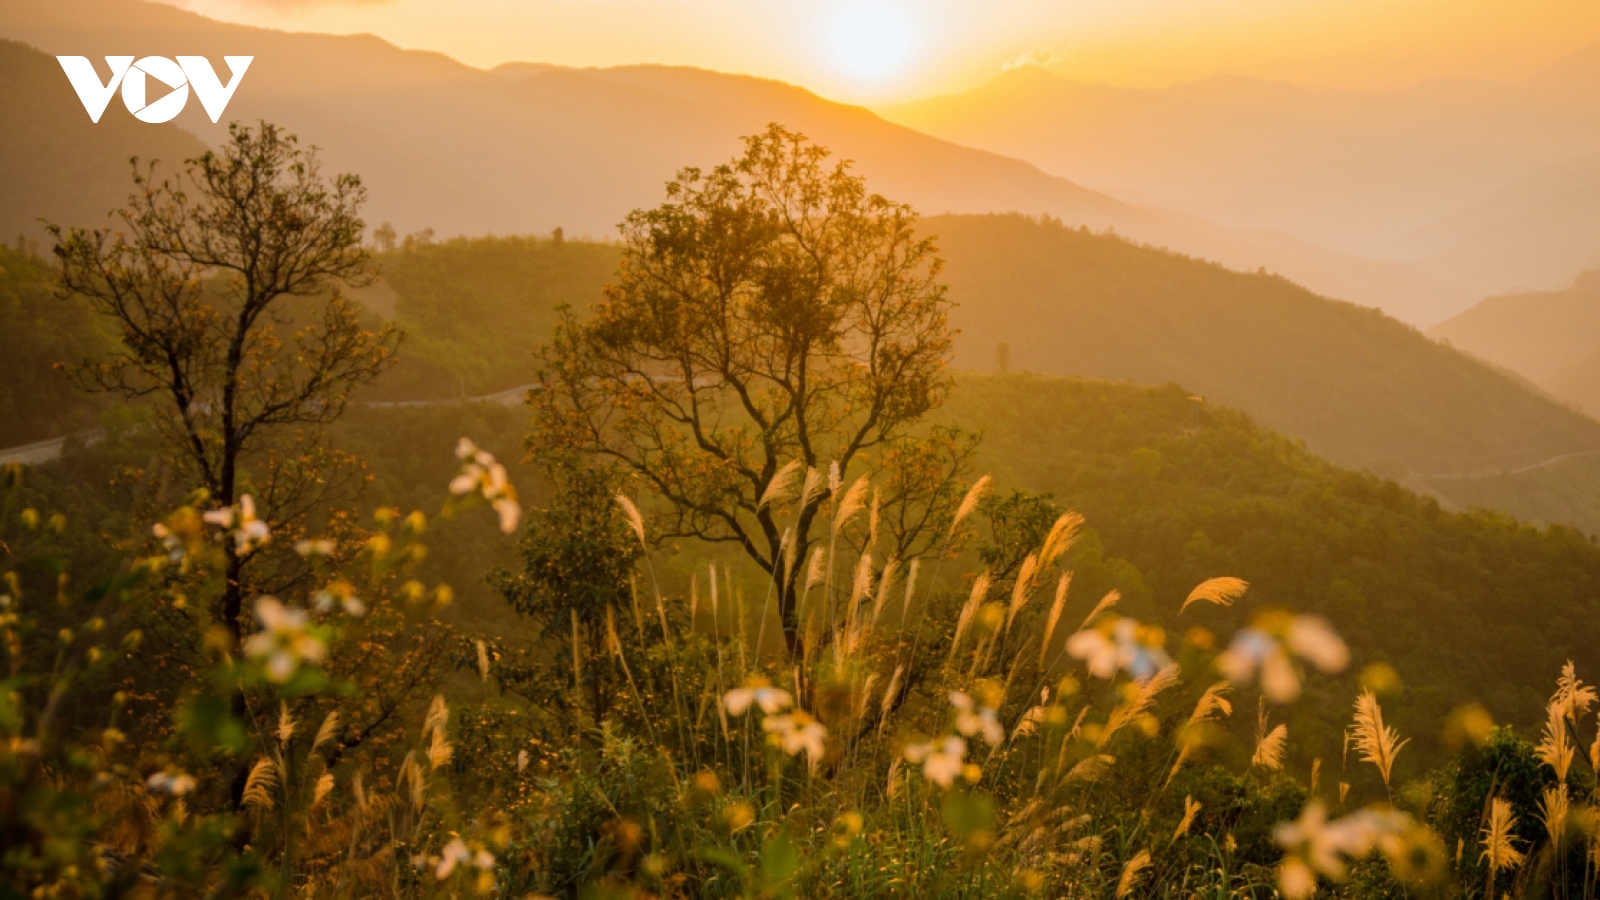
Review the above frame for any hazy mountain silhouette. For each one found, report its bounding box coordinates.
[0,0,1462,324]
[930,214,1600,479]
[882,59,1600,313]
[1431,270,1600,418]
[0,38,206,244]
[1400,150,1600,295]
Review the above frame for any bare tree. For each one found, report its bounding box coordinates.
[528,124,975,647]
[50,121,400,652]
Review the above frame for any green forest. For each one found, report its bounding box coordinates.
[3,120,1600,900]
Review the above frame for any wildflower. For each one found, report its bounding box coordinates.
[1067,616,1171,681]
[1218,613,1348,703]
[904,736,967,787]
[204,494,270,554]
[430,837,495,880]
[1274,801,1413,899]
[146,770,197,796]
[295,538,336,557]
[242,597,327,683]
[949,691,1005,747]
[450,438,521,533]
[151,522,185,563]
[762,711,827,768]
[723,681,793,716]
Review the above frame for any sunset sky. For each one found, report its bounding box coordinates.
[153,0,1600,101]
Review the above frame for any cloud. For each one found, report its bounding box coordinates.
[1000,48,1065,72]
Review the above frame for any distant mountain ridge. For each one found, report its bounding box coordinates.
[1430,270,1600,419]
[0,38,206,244]
[880,57,1600,311]
[0,0,1460,324]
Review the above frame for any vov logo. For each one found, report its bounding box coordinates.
[57,56,253,124]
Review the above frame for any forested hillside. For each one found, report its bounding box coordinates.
[23,372,1599,772]
[0,244,115,446]
[369,235,620,399]
[340,219,1600,538]
[931,214,1600,477]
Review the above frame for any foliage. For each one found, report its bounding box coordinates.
[0,242,116,446]
[49,120,401,677]
[526,124,974,644]
[371,234,619,400]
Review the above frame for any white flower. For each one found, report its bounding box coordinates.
[1220,615,1349,703]
[295,539,337,558]
[724,684,793,716]
[203,495,270,554]
[243,597,327,683]
[1273,801,1413,899]
[146,770,197,796]
[435,838,470,879]
[450,439,521,533]
[949,692,1005,747]
[1067,617,1171,681]
[762,711,827,768]
[904,736,967,787]
[151,522,185,563]
[1286,615,1350,674]
[493,497,521,534]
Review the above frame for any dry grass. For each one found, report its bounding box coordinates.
[1350,690,1407,788]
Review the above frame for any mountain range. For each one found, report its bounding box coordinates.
[881,58,1600,309]
[0,0,1461,325]
[1431,270,1600,418]
[9,0,1600,536]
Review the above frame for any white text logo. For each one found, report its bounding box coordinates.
[56,55,253,124]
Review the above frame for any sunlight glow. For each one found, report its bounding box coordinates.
[828,2,917,84]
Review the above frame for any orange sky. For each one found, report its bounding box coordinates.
[154,0,1600,101]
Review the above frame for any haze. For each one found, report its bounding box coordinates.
[155,0,1600,101]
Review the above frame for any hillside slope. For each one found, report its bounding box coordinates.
[0,0,1459,324]
[365,217,1600,484]
[1429,270,1600,417]
[931,214,1600,477]
[942,374,1600,757]
[0,38,207,243]
[24,372,1597,762]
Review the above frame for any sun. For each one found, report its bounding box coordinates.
[828,2,917,85]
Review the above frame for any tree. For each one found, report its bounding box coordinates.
[372,220,397,252]
[49,121,400,657]
[488,460,646,726]
[527,124,974,647]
